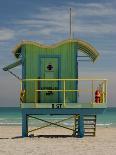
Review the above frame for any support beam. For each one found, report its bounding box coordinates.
[73,115,78,136]
[21,108,105,138]
[22,113,28,137]
[3,59,22,71]
[78,115,84,138]
[28,115,73,131]
[28,115,74,133]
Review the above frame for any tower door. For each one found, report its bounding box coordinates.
[40,57,60,103]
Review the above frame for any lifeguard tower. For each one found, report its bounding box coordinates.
[3,10,107,138]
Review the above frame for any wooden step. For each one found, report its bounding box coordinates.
[84,123,96,125]
[84,134,95,137]
[74,115,96,137]
[84,119,96,121]
[85,132,95,134]
[84,127,96,129]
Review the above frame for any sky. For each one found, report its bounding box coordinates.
[0,0,116,107]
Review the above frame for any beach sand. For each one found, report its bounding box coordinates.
[0,126,116,155]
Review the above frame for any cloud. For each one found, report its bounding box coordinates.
[0,29,15,41]
[69,2,116,16]
[72,23,116,34]
[15,2,116,38]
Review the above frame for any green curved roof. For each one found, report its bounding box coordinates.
[13,39,99,62]
[77,40,99,62]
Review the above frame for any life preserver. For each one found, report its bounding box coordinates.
[95,89,101,103]
[20,90,25,103]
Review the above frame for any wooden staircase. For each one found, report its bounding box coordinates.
[84,115,96,136]
[74,115,96,137]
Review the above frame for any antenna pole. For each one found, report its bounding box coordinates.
[70,8,72,39]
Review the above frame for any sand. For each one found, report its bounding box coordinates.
[0,126,116,155]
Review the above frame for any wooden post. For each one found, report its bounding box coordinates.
[22,110,28,137]
[78,115,84,138]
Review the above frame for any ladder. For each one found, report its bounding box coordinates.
[74,115,96,137]
[84,115,96,136]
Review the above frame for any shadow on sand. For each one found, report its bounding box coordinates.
[11,134,75,139]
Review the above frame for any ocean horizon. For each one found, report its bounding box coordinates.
[0,107,116,127]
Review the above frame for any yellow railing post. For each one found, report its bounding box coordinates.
[34,80,37,103]
[91,80,94,104]
[102,81,105,103]
[22,78,107,106]
[105,80,107,104]
[63,80,66,107]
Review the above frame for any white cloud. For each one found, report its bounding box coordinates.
[16,2,116,36]
[70,2,116,16]
[72,23,116,34]
[0,29,15,41]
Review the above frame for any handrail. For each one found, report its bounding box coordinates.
[21,78,107,81]
[20,78,108,106]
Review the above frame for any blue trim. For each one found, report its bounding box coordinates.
[78,115,84,138]
[22,112,28,137]
[22,108,105,115]
[22,46,25,90]
[39,55,61,103]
